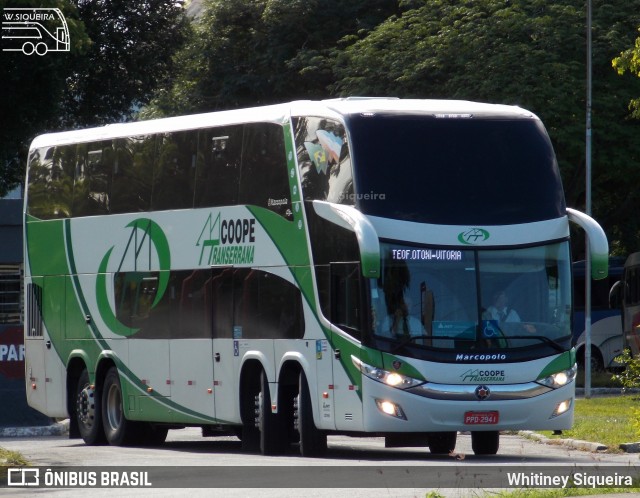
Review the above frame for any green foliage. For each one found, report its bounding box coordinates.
[612,349,640,389]
[331,0,640,256]
[61,0,189,127]
[611,350,640,441]
[142,0,399,116]
[613,28,640,119]
[0,0,89,196]
[0,0,188,197]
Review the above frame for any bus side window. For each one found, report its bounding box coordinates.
[331,262,362,341]
[194,126,242,208]
[293,116,353,205]
[111,136,153,214]
[235,269,304,340]
[27,145,74,219]
[153,132,197,211]
[239,123,292,220]
[73,141,112,216]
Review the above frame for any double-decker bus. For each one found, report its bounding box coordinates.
[24,99,608,456]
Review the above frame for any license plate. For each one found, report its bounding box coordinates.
[464,411,499,425]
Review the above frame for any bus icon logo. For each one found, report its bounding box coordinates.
[458,228,490,245]
[2,8,70,55]
[8,468,39,486]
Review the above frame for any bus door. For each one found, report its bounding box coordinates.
[211,267,242,423]
[168,269,214,423]
[330,262,364,431]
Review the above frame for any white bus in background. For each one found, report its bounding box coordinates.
[616,252,640,357]
[572,258,624,371]
[2,8,70,56]
[23,98,608,457]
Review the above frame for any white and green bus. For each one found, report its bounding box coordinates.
[24,98,608,456]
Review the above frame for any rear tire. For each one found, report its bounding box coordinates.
[240,373,260,452]
[295,371,327,457]
[102,367,137,446]
[257,370,287,455]
[427,431,457,454]
[471,431,499,455]
[75,368,105,445]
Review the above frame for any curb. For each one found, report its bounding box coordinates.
[0,419,69,438]
[519,430,608,452]
[519,430,640,454]
[575,387,640,396]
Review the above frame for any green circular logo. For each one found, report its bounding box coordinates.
[96,219,171,337]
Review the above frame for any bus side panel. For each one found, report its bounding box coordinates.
[24,275,68,418]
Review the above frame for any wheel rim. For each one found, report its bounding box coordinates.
[77,385,96,429]
[105,383,123,432]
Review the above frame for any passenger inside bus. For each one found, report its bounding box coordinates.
[379,295,425,338]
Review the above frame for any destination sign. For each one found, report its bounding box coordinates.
[391,248,463,261]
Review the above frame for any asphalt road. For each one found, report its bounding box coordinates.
[1,429,639,497]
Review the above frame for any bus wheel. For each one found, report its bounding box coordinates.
[75,368,105,445]
[427,432,457,454]
[294,371,327,457]
[256,370,287,455]
[471,431,499,455]
[240,372,260,452]
[102,367,135,446]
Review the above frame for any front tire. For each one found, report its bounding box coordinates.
[471,431,499,455]
[75,368,105,445]
[427,431,457,454]
[102,367,136,446]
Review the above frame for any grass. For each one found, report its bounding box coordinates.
[575,368,623,388]
[476,489,637,497]
[540,395,640,451]
[0,447,29,466]
[0,447,30,481]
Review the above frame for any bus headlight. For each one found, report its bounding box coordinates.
[537,364,577,389]
[551,398,572,418]
[375,399,407,420]
[352,356,426,389]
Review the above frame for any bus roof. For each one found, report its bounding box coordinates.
[29,98,537,150]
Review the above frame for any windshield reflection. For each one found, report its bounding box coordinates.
[370,242,572,356]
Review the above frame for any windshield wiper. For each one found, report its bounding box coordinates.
[390,334,448,354]
[508,335,565,352]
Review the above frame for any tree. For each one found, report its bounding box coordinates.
[330,0,640,255]
[613,28,640,119]
[144,0,399,116]
[0,0,88,195]
[62,0,189,127]
[0,0,188,197]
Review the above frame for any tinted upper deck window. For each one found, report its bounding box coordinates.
[346,114,565,225]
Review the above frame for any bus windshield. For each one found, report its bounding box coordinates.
[370,241,572,360]
[346,114,565,225]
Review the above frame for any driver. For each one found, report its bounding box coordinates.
[485,291,521,323]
